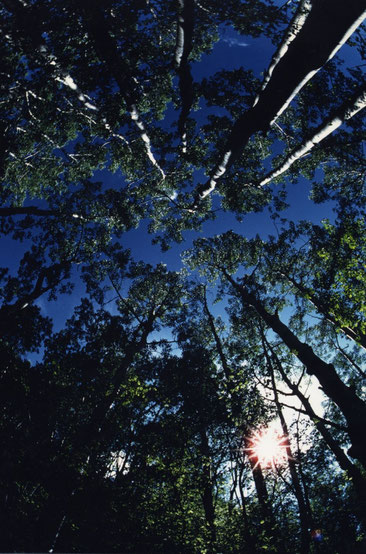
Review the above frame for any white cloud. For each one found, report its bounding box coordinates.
[222,37,249,48]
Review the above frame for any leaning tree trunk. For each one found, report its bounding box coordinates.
[280,271,366,351]
[257,85,366,187]
[266,341,366,509]
[193,0,366,204]
[77,0,165,179]
[223,269,366,470]
[253,0,312,106]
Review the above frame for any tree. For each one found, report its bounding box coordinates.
[185,230,366,476]
[1,1,366,552]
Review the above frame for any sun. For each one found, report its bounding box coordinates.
[246,427,289,470]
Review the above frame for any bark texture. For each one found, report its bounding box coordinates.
[77,0,165,178]
[257,85,366,187]
[193,0,366,204]
[174,0,195,152]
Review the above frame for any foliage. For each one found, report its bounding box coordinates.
[1,0,366,552]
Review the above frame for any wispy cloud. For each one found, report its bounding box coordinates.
[222,37,249,48]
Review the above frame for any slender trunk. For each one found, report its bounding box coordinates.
[77,0,165,178]
[193,1,366,204]
[253,0,312,106]
[265,339,366,505]
[265,348,311,554]
[244,436,283,552]
[257,85,366,187]
[3,0,98,112]
[237,463,257,552]
[174,0,195,152]
[199,429,216,554]
[202,287,231,381]
[0,206,57,218]
[335,338,366,379]
[223,269,366,469]
[281,271,366,351]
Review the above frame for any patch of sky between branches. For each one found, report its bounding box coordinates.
[192,25,274,80]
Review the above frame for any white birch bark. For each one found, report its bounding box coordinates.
[271,6,366,124]
[258,87,366,187]
[174,0,195,153]
[253,0,312,107]
[81,1,166,179]
[192,1,366,206]
[5,0,154,174]
[130,106,165,178]
[174,0,186,68]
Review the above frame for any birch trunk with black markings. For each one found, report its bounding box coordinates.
[174,0,195,152]
[77,0,165,179]
[193,0,366,205]
[257,85,366,187]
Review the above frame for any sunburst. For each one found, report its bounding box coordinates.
[245,427,289,470]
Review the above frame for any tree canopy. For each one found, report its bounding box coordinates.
[0,0,366,552]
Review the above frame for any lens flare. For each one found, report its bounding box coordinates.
[246,427,289,469]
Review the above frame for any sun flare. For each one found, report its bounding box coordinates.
[246,427,288,469]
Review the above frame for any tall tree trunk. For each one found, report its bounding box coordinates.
[267,342,366,506]
[244,436,283,552]
[237,464,258,553]
[223,269,366,469]
[193,0,366,204]
[2,0,98,112]
[263,343,311,554]
[199,429,217,554]
[257,85,366,187]
[174,0,195,152]
[253,0,312,106]
[280,271,366,351]
[0,206,57,218]
[77,0,165,179]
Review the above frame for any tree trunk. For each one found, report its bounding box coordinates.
[0,206,57,217]
[223,269,366,469]
[281,271,366,351]
[257,85,366,187]
[268,343,366,505]
[174,0,195,152]
[77,0,165,178]
[237,464,258,553]
[193,0,366,204]
[265,348,311,554]
[253,0,312,106]
[199,429,217,554]
[244,436,284,553]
